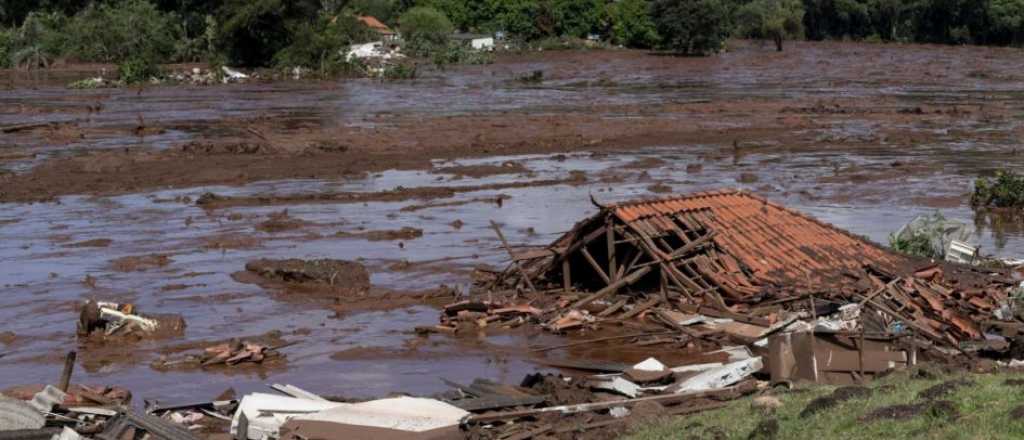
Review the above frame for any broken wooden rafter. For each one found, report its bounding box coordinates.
[580,247,611,285]
[490,221,537,293]
[567,266,652,310]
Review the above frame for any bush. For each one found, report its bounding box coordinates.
[399,6,454,57]
[889,232,940,259]
[273,13,371,76]
[609,0,659,48]
[735,0,804,51]
[431,42,494,67]
[63,0,180,63]
[9,11,65,68]
[971,170,1024,208]
[118,55,161,84]
[381,62,417,80]
[650,0,730,55]
[0,28,13,68]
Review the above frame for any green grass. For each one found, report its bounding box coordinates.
[626,369,1024,440]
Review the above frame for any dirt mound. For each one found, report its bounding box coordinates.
[918,378,973,400]
[256,210,310,233]
[1004,378,1024,386]
[1011,404,1024,419]
[203,234,261,250]
[180,141,271,155]
[861,400,959,423]
[62,238,113,248]
[800,386,872,418]
[0,331,17,346]
[646,183,672,193]
[431,161,529,178]
[336,227,423,241]
[109,254,172,272]
[622,157,666,169]
[244,258,370,290]
[747,417,779,440]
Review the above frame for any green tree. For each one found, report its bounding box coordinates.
[868,0,907,41]
[399,6,454,56]
[650,0,730,55]
[609,0,659,47]
[216,0,322,67]
[0,28,12,68]
[417,0,474,30]
[10,11,65,68]
[497,0,549,41]
[737,0,804,50]
[273,12,371,74]
[63,0,180,63]
[987,0,1024,45]
[802,0,870,40]
[552,0,607,38]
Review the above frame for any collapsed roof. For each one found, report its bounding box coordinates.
[490,189,1019,349]
[504,189,908,304]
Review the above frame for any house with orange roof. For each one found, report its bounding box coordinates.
[357,15,397,42]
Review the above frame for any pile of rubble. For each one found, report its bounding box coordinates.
[440,190,1023,385]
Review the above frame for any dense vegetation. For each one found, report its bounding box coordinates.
[4,0,1024,73]
[972,170,1024,209]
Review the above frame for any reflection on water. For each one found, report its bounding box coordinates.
[974,209,1024,252]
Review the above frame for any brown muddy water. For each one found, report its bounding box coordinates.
[1,41,1023,405]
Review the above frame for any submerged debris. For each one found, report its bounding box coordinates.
[77,301,185,339]
[244,259,370,290]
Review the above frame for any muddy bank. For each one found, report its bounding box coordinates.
[5,41,1023,202]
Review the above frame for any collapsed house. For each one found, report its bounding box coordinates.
[475,190,1023,374]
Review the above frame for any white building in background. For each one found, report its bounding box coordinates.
[452,33,496,51]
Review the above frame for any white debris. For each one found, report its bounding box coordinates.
[292,396,469,433]
[221,66,249,80]
[815,303,861,332]
[590,376,641,398]
[632,357,667,372]
[998,359,1024,368]
[51,427,81,440]
[670,363,723,374]
[99,307,158,333]
[29,385,67,413]
[671,357,763,394]
[609,406,630,418]
[231,393,344,440]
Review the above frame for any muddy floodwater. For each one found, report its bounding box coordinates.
[1,41,1023,405]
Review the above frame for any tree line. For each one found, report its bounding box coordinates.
[2,0,1023,74]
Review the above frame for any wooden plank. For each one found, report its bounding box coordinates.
[581,247,611,285]
[562,259,572,293]
[596,298,628,317]
[553,226,606,266]
[617,296,663,320]
[607,225,618,282]
[567,266,652,310]
[490,221,536,292]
